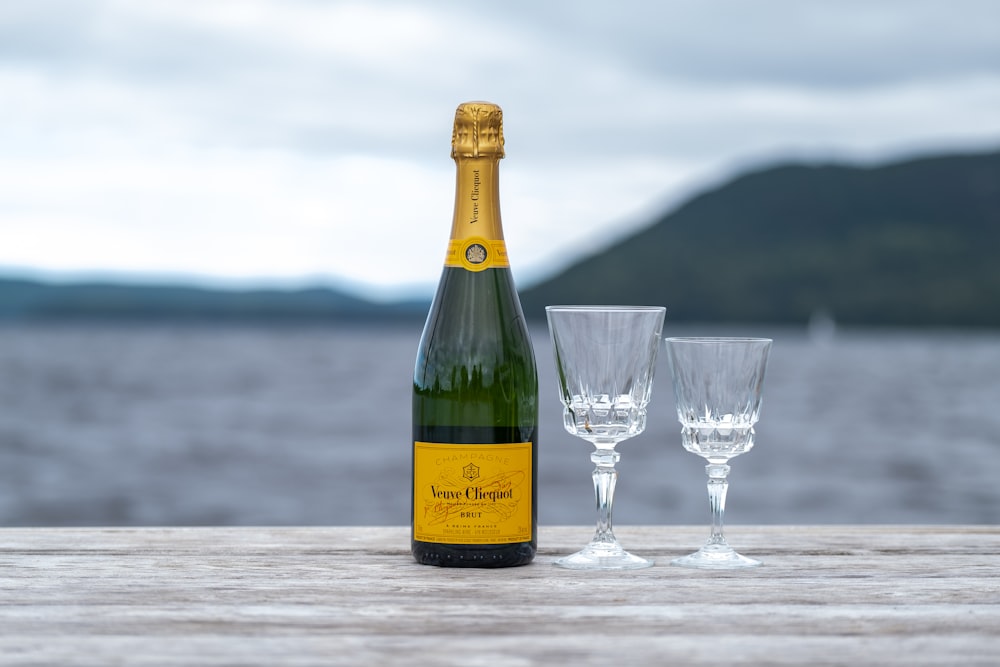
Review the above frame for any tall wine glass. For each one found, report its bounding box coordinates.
[546,305,666,570]
[664,337,771,569]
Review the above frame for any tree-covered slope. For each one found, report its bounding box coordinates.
[520,150,1000,327]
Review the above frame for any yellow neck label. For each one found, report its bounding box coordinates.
[413,441,532,544]
[444,238,509,272]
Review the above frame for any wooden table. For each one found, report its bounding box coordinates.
[1,525,997,666]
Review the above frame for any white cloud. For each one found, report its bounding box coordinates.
[1,0,998,297]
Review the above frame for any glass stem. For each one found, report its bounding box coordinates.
[591,448,621,547]
[706,463,731,547]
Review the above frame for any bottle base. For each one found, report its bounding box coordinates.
[411,541,535,568]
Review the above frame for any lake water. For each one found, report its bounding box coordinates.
[1,322,998,527]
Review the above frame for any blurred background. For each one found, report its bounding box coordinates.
[1,0,999,527]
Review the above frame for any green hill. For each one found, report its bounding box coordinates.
[520,150,1000,327]
[0,277,423,322]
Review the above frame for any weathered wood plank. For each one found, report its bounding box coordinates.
[1,526,997,666]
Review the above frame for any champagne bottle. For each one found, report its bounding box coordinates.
[412,101,538,567]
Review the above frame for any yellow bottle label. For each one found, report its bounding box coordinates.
[413,441,532,544]
[444,238,509,272]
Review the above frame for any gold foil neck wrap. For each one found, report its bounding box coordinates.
[451,101,505,159]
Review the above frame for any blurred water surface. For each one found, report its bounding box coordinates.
[1,322,998,526]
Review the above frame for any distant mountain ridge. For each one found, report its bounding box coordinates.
[2,149,998,326]
[520,149,1000,327]
[0,276,425,322]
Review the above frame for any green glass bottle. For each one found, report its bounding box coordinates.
[411,101,538,567]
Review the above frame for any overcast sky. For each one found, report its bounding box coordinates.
[2,0,999,299]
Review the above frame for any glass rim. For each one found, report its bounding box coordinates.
[664,336,772,344]
[545,305,666,313]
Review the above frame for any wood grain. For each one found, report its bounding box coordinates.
[1,525,997,666]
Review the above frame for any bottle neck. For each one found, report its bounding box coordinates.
[450,156,503,242]
[444,156,509,272]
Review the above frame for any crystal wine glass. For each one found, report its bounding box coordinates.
[664,337,772,568]
[546,305,666,569]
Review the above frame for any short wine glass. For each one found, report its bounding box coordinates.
[546,305,666,570]
[664,337,772,569]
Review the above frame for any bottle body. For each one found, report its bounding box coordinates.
[411,103,538,567]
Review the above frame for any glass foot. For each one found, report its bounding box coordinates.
[554,544,653,570]
[671,544,760,569]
